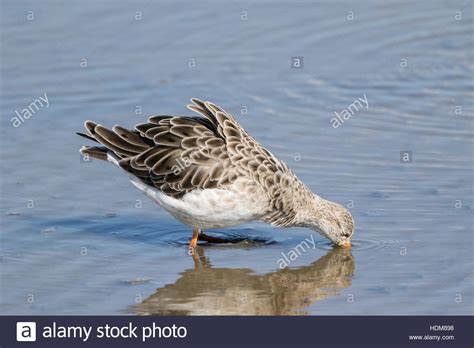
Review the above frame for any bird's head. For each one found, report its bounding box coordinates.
[298,197,354,248]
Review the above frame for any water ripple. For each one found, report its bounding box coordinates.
[314,239,403,252]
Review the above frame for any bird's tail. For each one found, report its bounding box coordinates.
[76,129,109,161]
[77,120,151,162]
[79,144,109,161]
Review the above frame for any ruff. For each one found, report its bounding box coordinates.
[78,98,354,248]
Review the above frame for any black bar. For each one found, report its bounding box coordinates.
[2,316,472,347]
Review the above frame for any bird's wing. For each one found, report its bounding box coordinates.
[80,100,241,198]
[80,98,295,212]
[80,98,300,224]
[187,99,299,227]
[123,114,232,198]
[186,98,294,185]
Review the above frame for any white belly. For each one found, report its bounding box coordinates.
[105,152,268,229]
[130,179,267,229]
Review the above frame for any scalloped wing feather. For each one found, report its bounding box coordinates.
[79,99,300,226]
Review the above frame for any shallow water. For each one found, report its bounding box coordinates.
[1,0,472,315]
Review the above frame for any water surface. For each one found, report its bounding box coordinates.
[0,0,472,315]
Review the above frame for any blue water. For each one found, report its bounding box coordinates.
[0,0,472,315]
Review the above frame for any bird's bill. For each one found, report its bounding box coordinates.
[338,240,352,249]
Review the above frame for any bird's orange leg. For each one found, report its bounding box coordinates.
[188,228,202,263]
[189,228,200,249]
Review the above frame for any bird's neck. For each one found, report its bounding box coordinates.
[263,175,319,227]
[292,185,326,228]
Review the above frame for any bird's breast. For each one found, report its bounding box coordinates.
[131,178,269,229]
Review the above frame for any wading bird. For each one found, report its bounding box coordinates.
[78,99,354,249]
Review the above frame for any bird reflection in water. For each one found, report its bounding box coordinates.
[133,247,355,315]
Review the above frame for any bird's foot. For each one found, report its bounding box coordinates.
[198,232,236,244]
